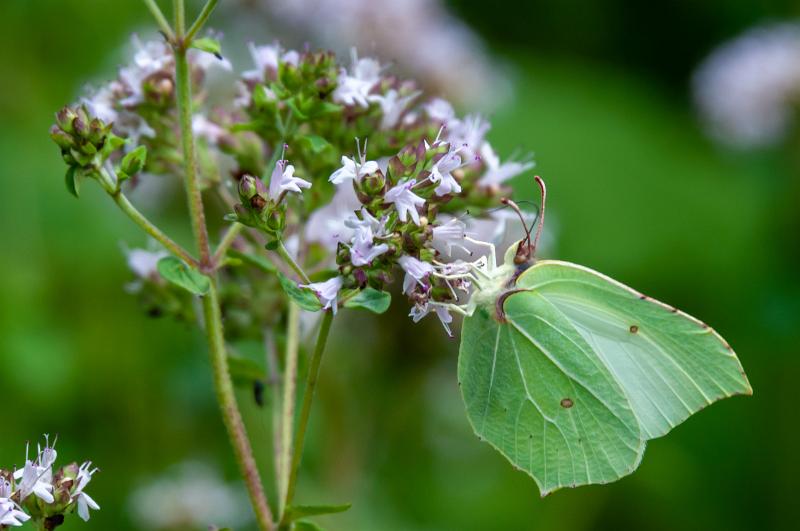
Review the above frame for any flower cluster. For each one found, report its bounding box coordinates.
[52,36,535,337]
[0,437,98,529]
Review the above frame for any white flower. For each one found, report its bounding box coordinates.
[118,36,172,107]
[305,185,361,251]
[72,462,100,522]
[129,462,249,531]
[268,159,311,200]
[425,97,456,123]
[82,82,121,124]
[329,154,379,184]
[385,179,425,225]
[398,255,434,294]
[432,218,468,256]
[409,302,454,337]
[693,23,800,148]
[369,89,419,129]
[14,448,54,504]
[125,246,168,280]
[445,114,490,158]
[0,498,29,527]
[332,49,381,108]
[192,114,227,144]
[301,277,343,314]
[346,213,389,266]
[478,142,534,187]
[430,144,464,196]
[243,43,298,82]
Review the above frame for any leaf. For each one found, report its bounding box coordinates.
[157,257,210,295]
[458,259,751,496]
[65,166,80,197]
[228,249,277,274]
[344,288,391,314]
[300,134,332,154]
[285,503,351,522]
[277,272,322,312]
[295,522,324,531]
[120,145,147,178]
[190,37,222,59]
[228,354,266,383]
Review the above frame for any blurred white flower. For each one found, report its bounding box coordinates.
[129,462,250,530]
[332,49,382,108]
[119,36,172,107]
[124,245,168,280]
[369,89,420,129]
[694,22,800,148]
[301,277,343,313]
[305,184,361,251]
[430,144,464,196]
[329,154,379,184]
[409,302,453,336]
[478,142,534,187]
[432,218,469,256]
[14,442,54,504]
[0,498,29,527]
[243,42,298,82]
[192,114,227,144]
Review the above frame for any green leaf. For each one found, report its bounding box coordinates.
[294,522,324,531]
[157,257,210,295]
[190,37,222,59]
[286,98,309,120]
[228,249,277,274]
[277,272,322,311]
[344,288,391,314]
[65,166,80,197]
[300,134,332,154]
[120,145,147,178]
[285,503,351,522]
[459,258,751,496]
[228,354,266,383]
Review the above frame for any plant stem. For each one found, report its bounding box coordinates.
[264,329,283,499]
[281,310,334,522]
[203,280,275,531]
[186,0,219,42]
[277,302,301,518]
[97,168,198,267]
[277,240,310,283]
[212,222,244,266]
[142,0,175,41]
[173,5,211,269]
[172,0,185,35]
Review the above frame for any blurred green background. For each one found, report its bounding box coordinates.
[1,0,798,529]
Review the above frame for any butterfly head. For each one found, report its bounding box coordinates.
[500,175,546,268]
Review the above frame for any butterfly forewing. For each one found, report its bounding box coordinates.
[515,260,752,440]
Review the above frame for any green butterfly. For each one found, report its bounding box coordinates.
[458,177,751,496]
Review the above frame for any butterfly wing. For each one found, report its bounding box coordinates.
[458,259,751,495]
[515,260,752,439]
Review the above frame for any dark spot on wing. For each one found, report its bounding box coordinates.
[629,325,639,334]
[560,398,574,408]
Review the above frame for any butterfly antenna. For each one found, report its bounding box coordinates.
[500,197,534,264]
[530,176,547,257]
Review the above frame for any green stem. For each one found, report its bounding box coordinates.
[277,302,301,518]
[281,310,334,522]
[277,240,310,283]
[142,0,175,41]
[203,281,275,531]
[186,0,219,42]
[97,168,198,267]
[212,222,244,266]
[172,0,185,35]
[173,13,211,268]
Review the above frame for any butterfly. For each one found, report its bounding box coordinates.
[458,177,751,496]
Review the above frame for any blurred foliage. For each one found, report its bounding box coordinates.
[0,1,797,530]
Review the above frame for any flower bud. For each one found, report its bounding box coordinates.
[50,126,75,150]
[121,146,147,176]
[55,106,78,133]
[265,208,285,232]
[238,174,258,200]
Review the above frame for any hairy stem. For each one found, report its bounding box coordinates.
[97,168,198,267]
[277,240,310,283]
[281,310,334,521]
[142,0,175,41]
[277,302,301,518]
[203,281,275,531]
[186,0,219,42]
[173,12,211,268]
